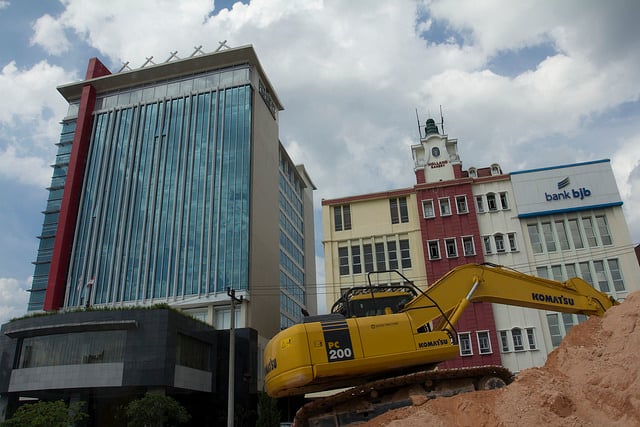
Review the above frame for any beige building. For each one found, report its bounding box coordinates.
[322,190,427,311]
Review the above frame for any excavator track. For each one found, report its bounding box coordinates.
[293,365,514,427]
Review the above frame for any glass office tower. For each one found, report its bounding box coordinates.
[29,45,316,341]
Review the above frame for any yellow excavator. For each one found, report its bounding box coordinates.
[264,263,618,426]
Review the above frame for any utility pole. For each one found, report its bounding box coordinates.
[227,288,243,427]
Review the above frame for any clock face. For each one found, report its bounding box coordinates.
[431,146,440,157]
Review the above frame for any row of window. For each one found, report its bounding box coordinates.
[427,236,476,259]
[536,258,626,294]
[482,233,518,255]
[527,215,612,254]
[338,238,412,276]
[458,327,537,356]
[422,195,468,218]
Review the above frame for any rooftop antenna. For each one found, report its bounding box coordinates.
[439,105,445,134]
[415,108,423,139]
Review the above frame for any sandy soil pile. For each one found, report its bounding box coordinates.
[364,291,640,427]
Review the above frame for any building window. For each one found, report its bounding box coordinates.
[469,167,477,178]
[462,236,475,256]
[400,239,411,269]
[608,259,625,292]
[568,218,584,249]
[351,245,362,274]
[499,192,509,209]
[526,328,537,350]
[547,314,562,347]
[177,334,211,371]
[507,233,517,252]
[459,332,473,356]
[390,197,409,224]
[475,195,485,213]
[375,242,386,271]
[455,195,468,214]
[579,262,593,284]
[388,241,398,269]
[19,330,126,368]
[338,247,349,275]
[494,234,505,253]
[422,200,435,218]
[536,266,548,278]
[582,217,598,247]
[499,331,510,352]
[477,331,492,354]
[439,198,451,216]
[528,223,543,253]
[491,164,501,175]
[555,220,570,250]
[541,222,556,252]
[487,193,498,211]
[593,261,609,292]
[482,236,492,254]
[551,264,563,281]
[363,244,374,273]
[596,216,612,245]
[334,205,351,231]
[511,328,524,351]
[445,238,458,258]
[428,240,440,260]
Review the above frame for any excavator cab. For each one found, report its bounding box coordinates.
[331,285,417,318]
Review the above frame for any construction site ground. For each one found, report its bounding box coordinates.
[361,291,640,427]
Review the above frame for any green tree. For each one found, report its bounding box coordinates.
[125,393,190,427]
[256,392,280,427]
[1,400,87,427]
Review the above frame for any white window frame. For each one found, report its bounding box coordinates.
[482,236,492,254]
[445,238,458,258]
[511,328,524,351]
[462,236,475,256]
[487,193,498,211]
[455,195,468,214]
[499,191,509,209]
[495,233,505,253]
[499,330,510,352]
[507,232,517,252]
[458,332,473,356]
[427,240,441,260]
[438,197,451,216]
[476,330,492,354]
[475,195,485,213]
[422,199,435,218]
[526,327,537,350]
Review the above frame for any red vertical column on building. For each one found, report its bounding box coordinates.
[43,58,111,311]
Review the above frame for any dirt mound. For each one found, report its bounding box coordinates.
[364,292,640,427]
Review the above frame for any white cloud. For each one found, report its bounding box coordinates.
[0,1,9,10]
[0,145,52,187]
[0,277,30,325]
[611,135,640,245]
[30,13,72,55]
[0,60,71,126]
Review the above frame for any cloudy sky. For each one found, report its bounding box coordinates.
[1,0,639,323]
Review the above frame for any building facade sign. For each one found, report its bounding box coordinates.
[510,160,622,217]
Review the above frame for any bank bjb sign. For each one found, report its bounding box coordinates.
[510,160,622,217]
[545,177,591,202]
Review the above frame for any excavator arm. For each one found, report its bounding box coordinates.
[402,263,616,337]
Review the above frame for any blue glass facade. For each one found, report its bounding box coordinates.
[29,122,75,311]
[278,149,307,329]
[65,75,252,306]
